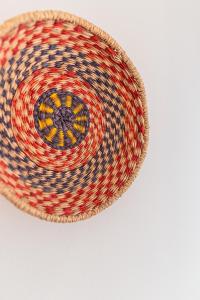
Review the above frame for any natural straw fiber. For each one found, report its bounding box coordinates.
[0,10,149,222]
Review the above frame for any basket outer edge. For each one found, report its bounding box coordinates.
[0,10,149,223]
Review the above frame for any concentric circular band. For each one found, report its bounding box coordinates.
[11,67,105,171]
[0,11,148,222]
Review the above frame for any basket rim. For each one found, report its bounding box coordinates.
[0,10,149,223]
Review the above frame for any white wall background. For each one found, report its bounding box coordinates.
[0,1,199,299]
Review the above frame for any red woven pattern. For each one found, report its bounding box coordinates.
[0,12,148,222]
[11,68,105,171]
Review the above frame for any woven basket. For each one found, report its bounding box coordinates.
[0,10,148,222]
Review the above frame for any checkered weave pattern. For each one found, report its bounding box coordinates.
[0,11,148,222]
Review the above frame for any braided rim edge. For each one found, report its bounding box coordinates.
[0,10,149,223]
